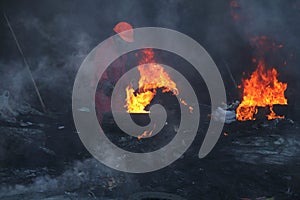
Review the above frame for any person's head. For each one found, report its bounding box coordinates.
[113,22,134,42]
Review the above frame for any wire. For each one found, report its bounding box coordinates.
[3,12,47,113]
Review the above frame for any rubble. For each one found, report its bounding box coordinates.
[0,126,55,168]
[220,120,300,165]
[129,192,186,200]
[0,92,299,199]
[0,91,17,123]
[0,158,127,200]
[0,90,43,124]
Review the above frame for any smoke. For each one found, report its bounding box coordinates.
[1,0,152,111]
[154,0,183,29]
[1,0,299,109]
[1,10,95,111]
[232,0,298,41]
[229,0,299,71]
[0,158,139,199]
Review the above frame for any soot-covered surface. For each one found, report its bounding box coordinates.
[0,108,300,200]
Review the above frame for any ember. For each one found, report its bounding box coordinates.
[229,0,240,21]
[137,124,156,140]
[236,59,288,121]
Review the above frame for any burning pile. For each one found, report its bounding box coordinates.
[236,36,289,121]
[125,49,179,113]
[236,59,288,121]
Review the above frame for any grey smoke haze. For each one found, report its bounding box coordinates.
[0,0,299,110]
[0,0,185,111]
[0,158,140,199]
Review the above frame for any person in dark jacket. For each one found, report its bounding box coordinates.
[94,22,134,124]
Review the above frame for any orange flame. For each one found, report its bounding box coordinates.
[137,130,154,140]
[137,124,156,140]
[189,106,194,113]
[236,60,288,121]
[125,49,179,113]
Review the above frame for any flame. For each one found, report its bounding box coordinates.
[125,49,179,113]
[236,60,288,121]
[179,98,187,106]
[137,124,156,140]
[189,106,193,113]
[137,130,153,140]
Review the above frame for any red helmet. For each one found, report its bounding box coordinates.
[113,22,134,42]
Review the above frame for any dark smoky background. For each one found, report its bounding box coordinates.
[0,0,299,113]
[0,1,300,199]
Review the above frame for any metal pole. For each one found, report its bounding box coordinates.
[3,12,47,113]
[223,59,238,89]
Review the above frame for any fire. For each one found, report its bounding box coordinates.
[137,124,156,140]
[236,60,288,121]
[137,130,154,140]
[125,49,179,113]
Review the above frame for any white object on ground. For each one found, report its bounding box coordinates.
[77,107,90,112]
[212,107,236,124]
